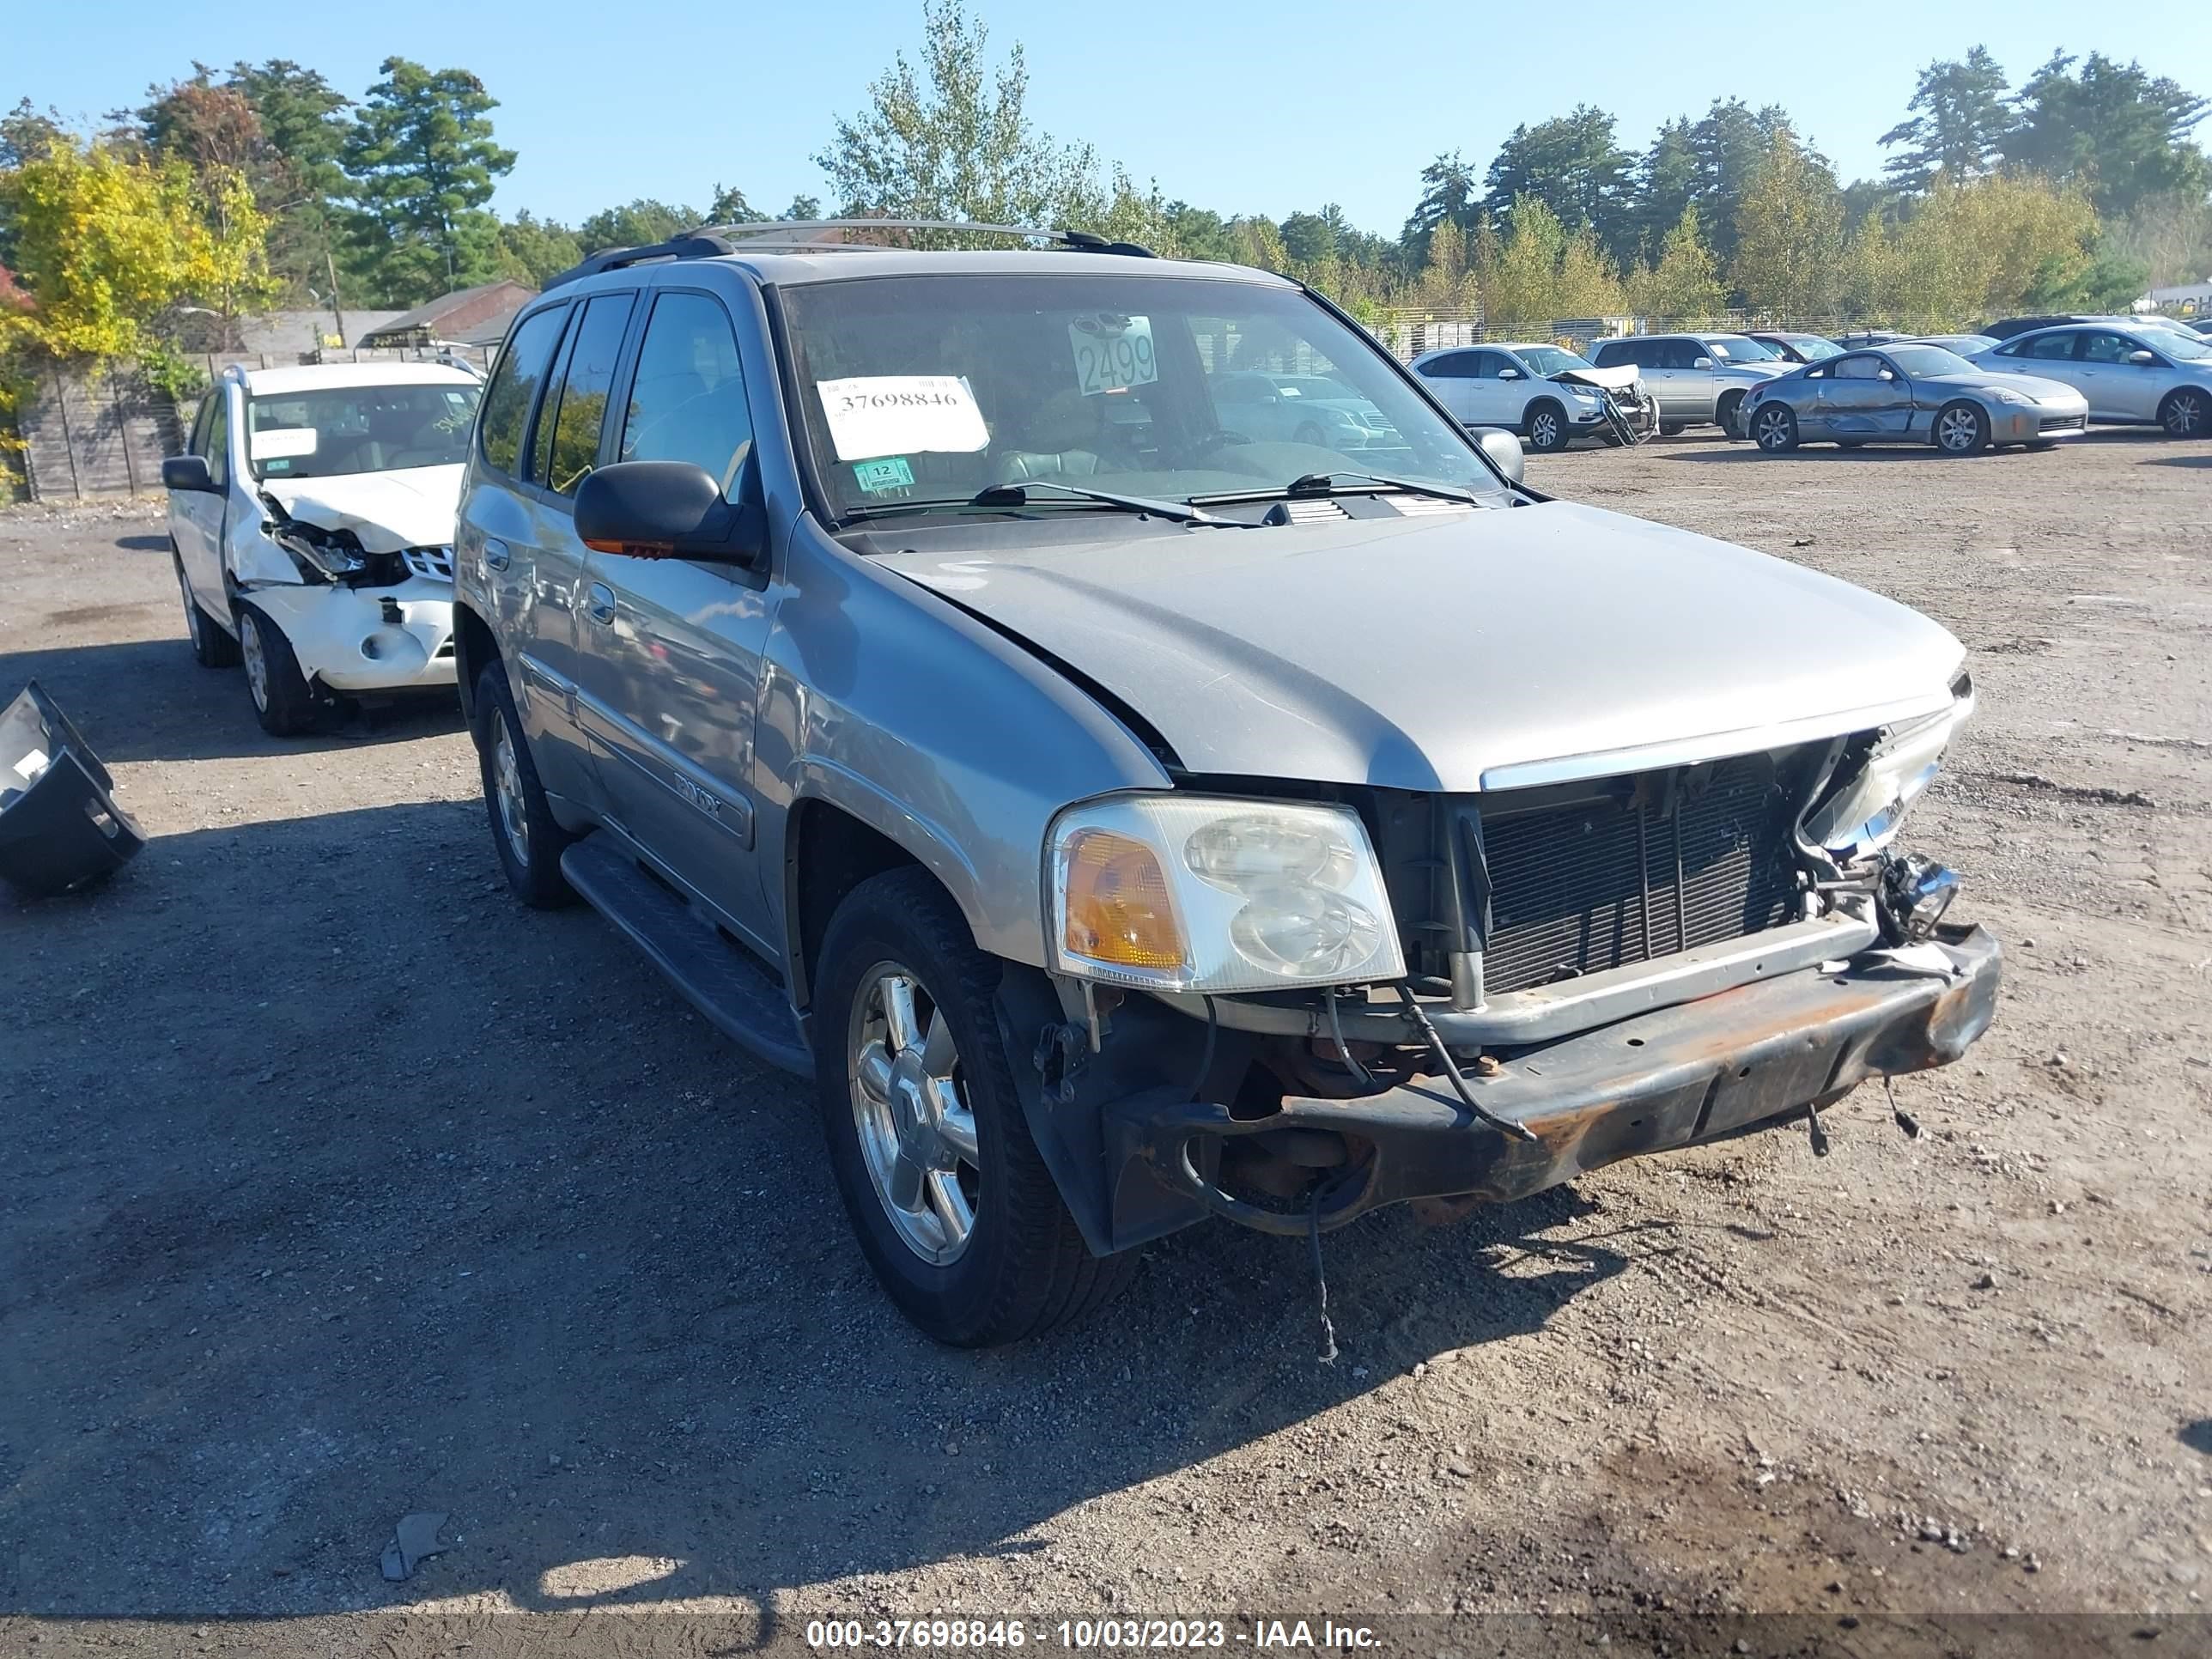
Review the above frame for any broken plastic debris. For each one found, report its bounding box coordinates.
[380,1510,448,1582]
[1868,941,1959,979]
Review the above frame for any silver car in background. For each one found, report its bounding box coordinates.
[1742,343,2088,453]
[1970,323,2212,438]
[1588,333,1787,437]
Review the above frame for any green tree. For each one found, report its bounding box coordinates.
[339,58,517,304]
[1731,129,1845,317]
[1687,99,1796,265]
[1626,117,1699,262]
[1159,201,1236,262]
[1629,205,1727,321]
[1481,106,1633,259]
[578,198,700,252]
[227,61,352,300]
[0,136,268,361]
[495,210,584,286]
[1483,196,1623,327]
[2003,52,2210,220]
[815,0,1100,233]
[1401,151,1480,266]
[1881,47,2015,192]
[1279,209,1338,267]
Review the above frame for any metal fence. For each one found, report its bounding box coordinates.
[1369,310,1933,361]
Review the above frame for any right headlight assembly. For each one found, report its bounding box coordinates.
[1046,794,1406,994]
[1803,679,1974,858]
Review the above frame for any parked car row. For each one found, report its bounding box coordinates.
[153,222,2045,1345]
[1403,313,2212,454]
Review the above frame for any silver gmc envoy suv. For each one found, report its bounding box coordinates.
[453,222,1999,1346]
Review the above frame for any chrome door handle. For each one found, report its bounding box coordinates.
[483,538,511,571]
[585,582,617,625]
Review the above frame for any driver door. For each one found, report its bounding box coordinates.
[1818,353,1910,437]
[570,287,778,949]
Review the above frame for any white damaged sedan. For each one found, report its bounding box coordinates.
[163,362,481,733]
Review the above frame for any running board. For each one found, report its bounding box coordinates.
[560,836,814,1078]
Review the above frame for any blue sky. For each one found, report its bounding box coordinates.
[11,1,2212,238]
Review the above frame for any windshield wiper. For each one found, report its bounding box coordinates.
[969,478,1227,526]
[1191,471,1488,507]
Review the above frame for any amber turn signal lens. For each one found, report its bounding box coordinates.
[1061,829,1186,971]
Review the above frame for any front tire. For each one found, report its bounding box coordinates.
[2160,386,2207,439]
[175,557,240,669]
[1523,399,1570,453]
[473,661,575,908]
[235,605,319,735]
[1658,421,1686,437]
[1750,403,1799,453]
[1934,401,1990,454]
[816,867,1135,1346]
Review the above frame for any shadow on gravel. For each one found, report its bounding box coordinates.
[1,801,1664,1632]
[0,635,465,762]
[2183,1419,2212,1456]
[2143,453,2212,467]
[114,534,173,551]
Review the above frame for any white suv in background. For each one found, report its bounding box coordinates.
[163,363,483,734]
[1408,343,1618,451]
[1588,333,1787,437]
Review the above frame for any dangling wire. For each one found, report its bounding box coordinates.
[1324,991,1372,1090]
[1393,986,1538,1143]
[1309,1185,1339,1366]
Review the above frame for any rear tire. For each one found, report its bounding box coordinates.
[1933,401,1990,454]
[1523,399,1570,453]
[816,867,1136,1346]
[175,556,240,669]
[1717,391,1747,441]
[1658,422,1686,437]
[473,661,576,909]
[235,605,319,735]
[2159,386,2207,439]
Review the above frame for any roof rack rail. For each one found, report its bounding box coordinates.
[543,219,1155,288]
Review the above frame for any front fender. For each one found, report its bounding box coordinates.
[756,520,1173,974]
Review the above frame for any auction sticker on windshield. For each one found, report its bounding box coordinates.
[1070,313,1158,396]
[817,376,989,462]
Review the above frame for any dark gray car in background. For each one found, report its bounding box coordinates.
[452,222,1999,1346]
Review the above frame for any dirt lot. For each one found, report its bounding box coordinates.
[3,430,2209,1657]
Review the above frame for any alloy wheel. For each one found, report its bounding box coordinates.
[2167,391,2205,437]
[1532,410,1559,448]
[1936,406,1980,453]
[240,613,270,711]
[489,708,530,868]
[1753,407,1791,450]
[848,962,980,1266]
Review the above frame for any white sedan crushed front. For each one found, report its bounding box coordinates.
[164,362,481,735]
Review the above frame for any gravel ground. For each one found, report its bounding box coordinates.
[2,431,2208,1657]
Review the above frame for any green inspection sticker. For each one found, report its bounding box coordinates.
[853,456,915,494]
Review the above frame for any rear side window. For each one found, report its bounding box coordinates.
[478,305,569,477]
[534,294,636,496]
[1419,351,1478,378]
[619,291,756,497]
[1590,341,1628,367]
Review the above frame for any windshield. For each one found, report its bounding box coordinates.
[2149,330,2212,359]
[1789,337,1844,362]
[779,273,1505,522]
[1513,345,1591,376]
[1885,345,1977,377]
[1705,336,1778,362]
[246,383,481,480]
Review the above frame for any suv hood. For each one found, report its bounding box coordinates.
[880,500,1964,792]
[259,465,463,554]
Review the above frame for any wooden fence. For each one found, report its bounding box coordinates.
[14,344,495,503]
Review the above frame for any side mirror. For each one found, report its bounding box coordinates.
[1497,367,1522,380]
[1692,356,1714,369]
[1877,368,1897,381]
[1476,428,1525,485]
[161,455,216,493]
[574,460,765,567]
[2127,349,2158,365]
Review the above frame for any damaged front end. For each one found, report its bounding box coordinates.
[1553,365,1656,446]
[247,493,459,695]
[1002,675,1996,1254]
